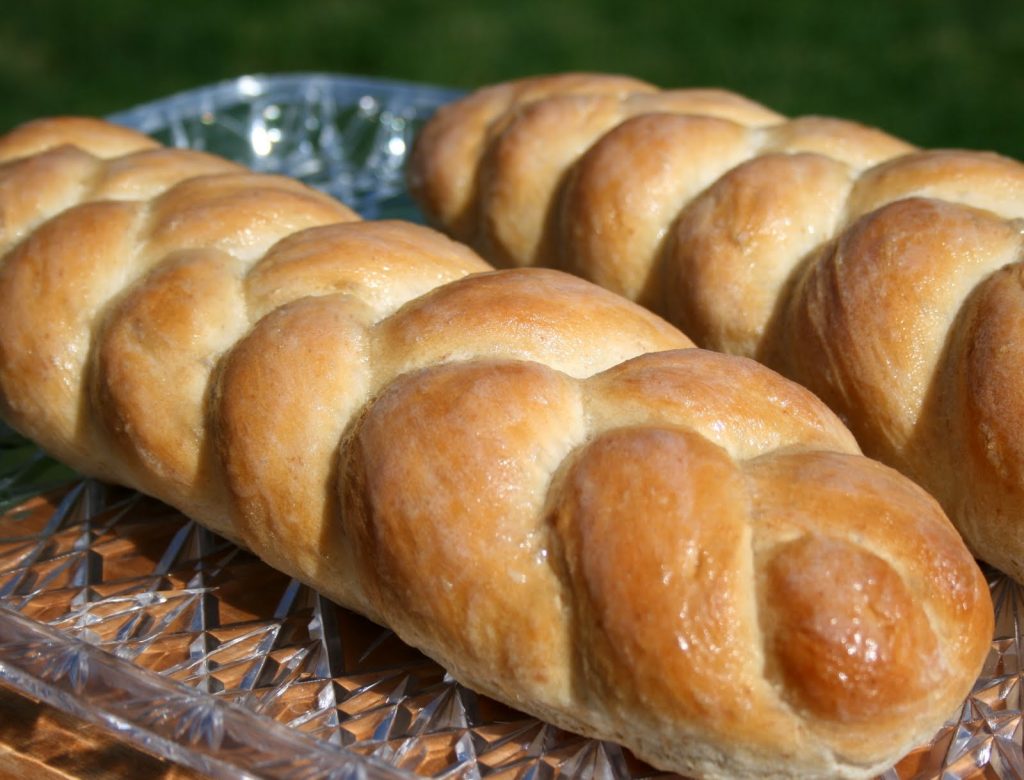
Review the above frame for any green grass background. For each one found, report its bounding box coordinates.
[2,0,1022,157]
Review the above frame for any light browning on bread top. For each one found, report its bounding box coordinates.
[410,72,1024,583]
[409,73,911,296]
[0,116,994,780]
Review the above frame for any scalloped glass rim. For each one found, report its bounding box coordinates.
[0,73,1019,780]
[107,72,464,132]
[0,601,406,780]
[108,72,465,221]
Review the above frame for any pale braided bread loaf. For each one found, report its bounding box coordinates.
[0,116,992,780]
[409,72,1024,582]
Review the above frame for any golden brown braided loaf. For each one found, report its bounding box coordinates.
[0,116,992,779]
[409,72,1024,582]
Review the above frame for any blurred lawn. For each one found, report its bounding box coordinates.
[1,0,1023,157]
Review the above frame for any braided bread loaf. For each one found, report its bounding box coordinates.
[409,72,1024,582]
[0,116,992,780]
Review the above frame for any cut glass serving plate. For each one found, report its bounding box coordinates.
[0,73,1021,780]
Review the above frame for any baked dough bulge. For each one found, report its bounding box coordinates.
[0,116,993,780]
[411,72,1024,582]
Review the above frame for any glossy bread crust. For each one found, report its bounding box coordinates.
[0,116,993,780]
[411,72,1024,583]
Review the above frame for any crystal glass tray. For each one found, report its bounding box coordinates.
[0,73,1021,780]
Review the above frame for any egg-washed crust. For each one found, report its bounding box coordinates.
[0,115,993,779]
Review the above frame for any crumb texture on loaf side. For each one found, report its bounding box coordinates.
[0,116,994,780]
[409,72,1024,582]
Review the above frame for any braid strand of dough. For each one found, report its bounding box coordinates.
[0,116,992,780]
[410,72,1024,582]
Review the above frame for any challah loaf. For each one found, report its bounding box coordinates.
[409,72,1024,582]
[0,116,992,779]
